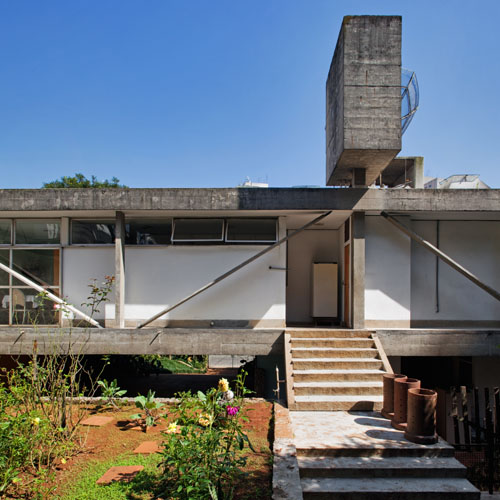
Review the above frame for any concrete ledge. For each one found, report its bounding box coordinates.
[273,402,303,500]
[0,188,499,213]
[0,327,284,355]
[376,329,500,357]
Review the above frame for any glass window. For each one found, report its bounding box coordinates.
[0,250,9,286]
[226,219,277,242]
[126,219,172,245]
[11,288,59,325]
[15,220,60,244]
[173,219,224,242]
[0,221,11,245]
[12,249,60,287]
[72,220,115,244]
[0,289,9,325]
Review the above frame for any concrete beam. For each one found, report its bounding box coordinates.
[0,328,284,355]
[351,213,365,329]
[376,329,500,357]
[0,188,498,214]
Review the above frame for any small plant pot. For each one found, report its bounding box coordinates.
[381,373,406,419]
[391,377,420,431]
[404,388,438,444]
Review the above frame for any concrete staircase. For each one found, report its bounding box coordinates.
[287,329,385,411]
[289,411,480,500]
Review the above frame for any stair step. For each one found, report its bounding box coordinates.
[301,477,479,499]
[294,381,383,396]
[296,444,455,458]
[292,358,384,370]
[288,330,373,339]
[292,348,380,359]
[294,395,383,411]
[293,369,385,382]
[291,338,375,348]
[298,456,467,479]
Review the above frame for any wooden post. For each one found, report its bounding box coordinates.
[474,387,481,443]
[460,386,470,445]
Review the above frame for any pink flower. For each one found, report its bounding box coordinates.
[226,405,240,416]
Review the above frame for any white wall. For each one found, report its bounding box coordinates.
[286,230,339,324]
[106,243,286,325]
[411,220,500,324]
[62,247,115,320]
[365,216,411,327]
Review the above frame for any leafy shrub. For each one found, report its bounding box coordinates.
[98,378,127,408]
[130,390,164,431]
[159,372,253,500]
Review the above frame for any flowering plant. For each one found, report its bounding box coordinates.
[159,371,253,499]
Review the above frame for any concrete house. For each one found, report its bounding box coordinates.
[0,15,499,407]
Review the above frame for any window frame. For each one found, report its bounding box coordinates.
[224,218,278,244]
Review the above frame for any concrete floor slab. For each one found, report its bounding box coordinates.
[290,411,453,456]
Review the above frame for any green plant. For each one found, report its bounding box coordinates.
[81,275,115,320]
[130,390,164,431]
[159,371,254,500]
[0,275,114,498]
[97,379,127,408]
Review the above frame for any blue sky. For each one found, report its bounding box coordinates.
[1,1,499,189]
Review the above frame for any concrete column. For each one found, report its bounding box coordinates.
[115,211,126,328]
[411,157,424,188]
[351,212,365,329]
[60,217,70,246]
[352,168,367,188]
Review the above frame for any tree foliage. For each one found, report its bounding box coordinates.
[42,173,127,188]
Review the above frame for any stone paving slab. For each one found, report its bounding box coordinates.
[80,415,114,427]
[290,411,453,455]
[133,441,160,454]
[96,465,144,484]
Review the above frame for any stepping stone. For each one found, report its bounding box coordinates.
[96,465,144,485]
[81,416,114,427]
[133,441,160,454]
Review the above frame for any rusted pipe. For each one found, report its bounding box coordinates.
[404,388,438,444]
[381,373,406,419]
[392,377,421,431]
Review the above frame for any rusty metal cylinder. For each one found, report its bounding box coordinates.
[381,373,406,419]
[391,377,420,430]
[404,388,438,444]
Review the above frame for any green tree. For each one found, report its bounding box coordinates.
[42,173,127,188]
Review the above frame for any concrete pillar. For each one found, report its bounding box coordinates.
[115,211,126,328]
[411,157,424,188]
[60,217,70,246]
[351,212,365,329]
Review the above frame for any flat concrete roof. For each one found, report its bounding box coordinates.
[0,188,499,214]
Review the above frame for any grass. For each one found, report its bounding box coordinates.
[54,453,162,500]
[159,357,206,374]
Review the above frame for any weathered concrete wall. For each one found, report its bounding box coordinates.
[0,328,284,355]
[365,216,411,327]
[326,16,402,186]
[411,220,500,327]
[377,330,500,357]
[286,229,339,323]
[105,244,286,327]
[0,188,499,213]
[62,247,115,320]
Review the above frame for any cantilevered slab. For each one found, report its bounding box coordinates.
[326,16,402,186]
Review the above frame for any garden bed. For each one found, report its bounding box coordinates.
[35,399,273,500]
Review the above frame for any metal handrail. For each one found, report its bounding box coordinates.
[0,262,102,328]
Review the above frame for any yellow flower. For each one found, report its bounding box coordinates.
[218,378,229,393]
[166,422,178,434]
[198,413,212,427]
[32,417,40,426]
[61,458,67,464]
